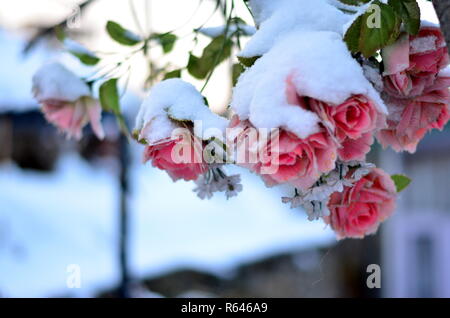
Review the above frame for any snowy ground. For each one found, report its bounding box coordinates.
[0,152,335,297]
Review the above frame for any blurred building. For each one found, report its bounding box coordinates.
[382,129,450,298]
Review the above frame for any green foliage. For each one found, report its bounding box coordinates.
[237,55,260,67]
[99,78,129,136]
[163,69,182,79]
[99,79,120,113]
[70,52,100,66]
[152,33,178,54]
[106,21,142,46]
[344,0,421,57]
[391,174,412,193]
[187,35,233,80]
[232,63,245,86]
[388,0,421,35]
[344,0,401,58]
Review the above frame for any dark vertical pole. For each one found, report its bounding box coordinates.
[0,115,13,161]
[433,0,450,50]
[118,134,130,298]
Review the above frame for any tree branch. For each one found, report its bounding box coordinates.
[433,0,450,51]
[23,0,96,54]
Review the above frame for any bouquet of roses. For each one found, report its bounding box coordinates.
[32,0,450,239]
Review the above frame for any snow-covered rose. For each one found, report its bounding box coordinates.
[382,26,449,98]
[286,77,384,161]
[32,63,104,140]
[229,116,337,190]
[377,75,450,153]
[143,132,207,182]
[325,168,396,239]
[310,96,385,161]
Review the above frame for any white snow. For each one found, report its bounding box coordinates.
[135,79,229,143]
[438,66,450,77]
[32,62,91,102]
[240,0,350,58]
[410,35,438,54]
[231,31,387,139]
[0,154,335,297]
[198,24,256,38]
[63,38,98,58]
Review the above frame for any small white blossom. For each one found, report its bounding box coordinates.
[193,177,217,200]
[281,194,303,209]
[343,160,375,181]
[303,199,330,221]
[222,175,243,199]
[193,169,243,200]
[282,190,331,221]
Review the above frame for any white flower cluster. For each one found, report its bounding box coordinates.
[194,167,243,200]
[282,161,375,221]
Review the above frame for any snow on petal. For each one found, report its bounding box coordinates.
[135,79,228,144]
[231,31,386,139]
[241,0,350,58]
[32,62,90,102]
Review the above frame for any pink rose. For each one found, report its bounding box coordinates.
[286,76,384,161]
[40,98,104,140]
[309,96,385,161]
[32,63,104,140]
[229,116,337,190]
[382,26,449,98]
[325,168,397,239]
[143,134,207,182]
[377,75,450,153]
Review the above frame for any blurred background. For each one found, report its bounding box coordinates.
[0,0,449,298]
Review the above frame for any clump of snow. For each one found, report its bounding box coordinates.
[410,36,438,54]
[124,30,143,42]
[363,64,384,92]
[240,0,350,58]
[198,24,256,38]
[135,79,228,143]
[63,38,99,60]
[420,19,440,29]
[232,31,387,139]
[439,66,450,77]
[32,62,90,102]
[246,0,281,27]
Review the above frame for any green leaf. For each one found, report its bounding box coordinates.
[187,54,207,79]
[54,26,66,42]
[70,51,100,66]
[152,33,177,54]
[163,69,182,79]
[232,63,245,86]
[237,55,260,67]
[99,78,130,137]
[99,78,120,112]
[106,21,142,46]
[344,0,402,57]
[388,0,421,35]
[391,174,412,192]
[187,35,233,79]
[344,14,364,53]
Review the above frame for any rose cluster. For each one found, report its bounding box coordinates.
[229,74,395,239]
[31,6,450,241]
[378,25,450,153]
